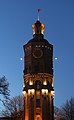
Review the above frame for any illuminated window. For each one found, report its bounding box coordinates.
[42,89,48,94]
[23,91,26,95]
[28,89,35,94]
[29,80,33,85]
[43,80,47,85]
[51,90,55,96]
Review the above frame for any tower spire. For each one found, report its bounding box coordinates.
[38,9,40,20]
[23,14,54,120]
[32,10,44,36]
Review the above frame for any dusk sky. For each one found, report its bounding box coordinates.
[0,0,74,109]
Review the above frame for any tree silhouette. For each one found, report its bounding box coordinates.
[1,95,24,120]
[60,97,74,120]
[54,98,74,120]
[0,76,10,102]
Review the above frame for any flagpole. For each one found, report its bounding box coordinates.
[38,9,40,21]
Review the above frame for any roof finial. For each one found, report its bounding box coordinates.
[38,9,40,20]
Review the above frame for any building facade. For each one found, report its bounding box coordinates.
[23,20,54,120]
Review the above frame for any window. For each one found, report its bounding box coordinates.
[36,99,40,108]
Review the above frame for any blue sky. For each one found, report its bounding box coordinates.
[0,0,74,108]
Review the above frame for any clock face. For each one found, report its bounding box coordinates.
[33,48,43,58]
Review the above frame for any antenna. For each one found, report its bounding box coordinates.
[38,9,40,20]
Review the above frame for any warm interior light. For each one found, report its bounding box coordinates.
[23,91,26,95]
[42,89,48,94]
[32,22,44,35]
[32,24,36,34]
[23,84,25,87]
[43,80,47,85]
[29,80,33,85]
[52,83,54,87]
[28,89,35,94]
[41,24,44,34]
[52,77,54,87]
[36,115,41,120]
[51,90,55,96]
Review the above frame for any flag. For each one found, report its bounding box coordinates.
[38,9,40,14]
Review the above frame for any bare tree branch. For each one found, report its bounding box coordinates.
[1,95,24,120]
[0,76,10,100]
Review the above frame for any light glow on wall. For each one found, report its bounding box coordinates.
[23,91,26,96]
[51,90,55,96]
[43,80,47,85]
[42,89,48,94]
[41,24,44,34]
[29,80,33,85]
[36,115,41,120]
[28,89,35,94]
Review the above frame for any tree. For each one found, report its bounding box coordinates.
[59,97,74,120]
[54,98,74,120]
[2,95,24,120]
[54,106,60,116]
[0,76,10,102]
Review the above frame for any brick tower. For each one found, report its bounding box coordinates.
[23,19,54,120]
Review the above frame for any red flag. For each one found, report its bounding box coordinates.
[38,9,40,14]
